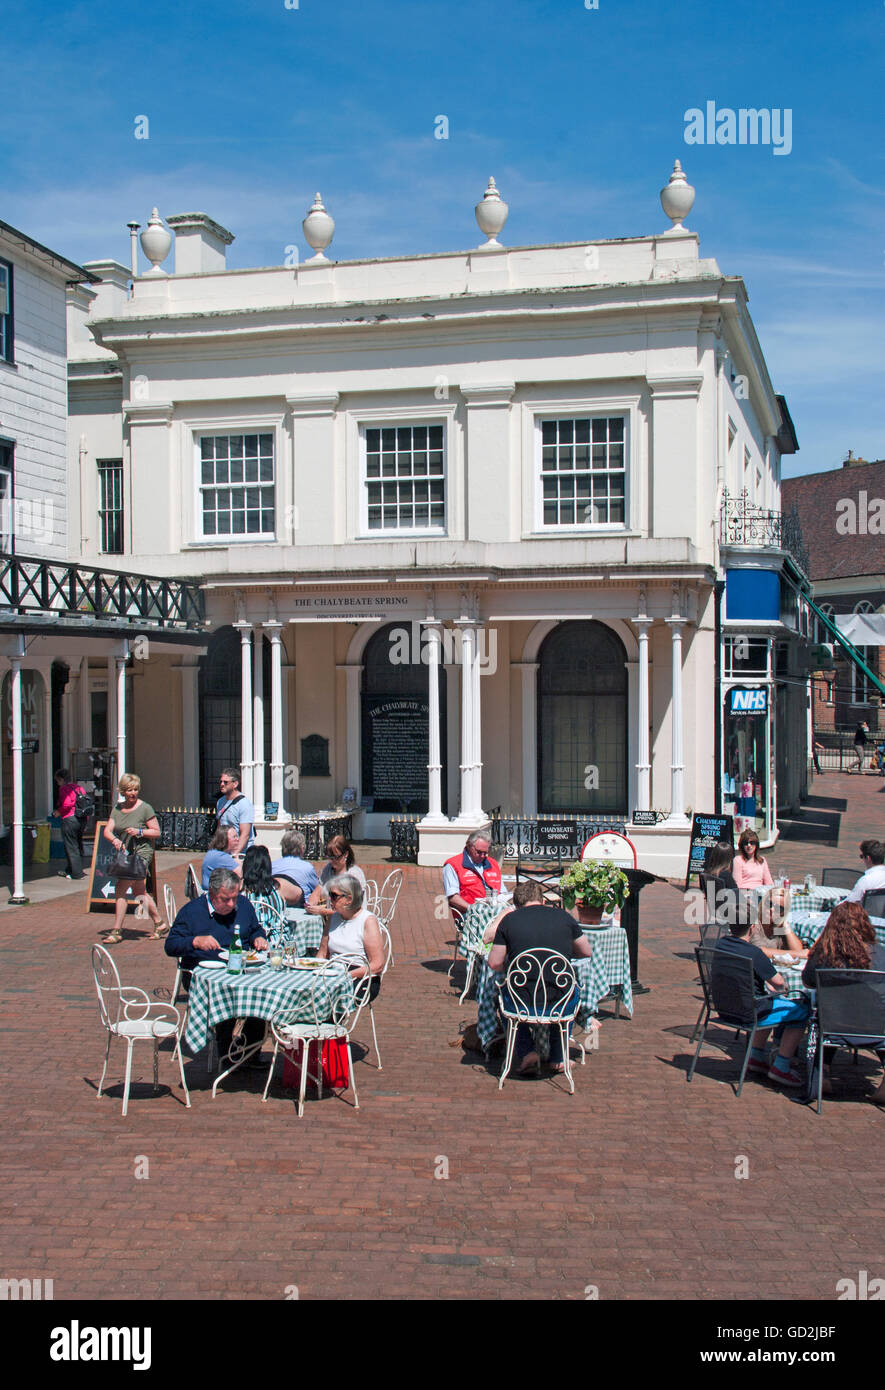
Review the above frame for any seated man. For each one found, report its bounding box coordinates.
[165,867,268,1064]
[443,831,502,917]
[271,830,320,908]
[846,839,885,904]
[487,881,593,1075]
[201,824,242,891]
[713,910,810,1087]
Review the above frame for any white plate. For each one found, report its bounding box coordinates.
[196,960,227,970]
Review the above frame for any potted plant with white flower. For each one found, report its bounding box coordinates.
[559,858,630,925]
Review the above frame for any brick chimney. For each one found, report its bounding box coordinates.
[165,213,234,274]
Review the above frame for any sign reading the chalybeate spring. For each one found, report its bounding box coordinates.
[535,822,577,849]
[361,697,429,811]
[684,812,735,890]
[291,594,412,621]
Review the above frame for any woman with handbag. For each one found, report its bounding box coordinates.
[102,773,167,944]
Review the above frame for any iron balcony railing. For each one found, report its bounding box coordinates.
[0,553,205,629]
[719,489,810,577]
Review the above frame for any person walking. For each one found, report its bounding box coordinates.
[54,768,86,881]
[853,720,869,773]
[102,774,167,944]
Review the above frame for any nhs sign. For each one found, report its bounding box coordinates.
[729,687,768,716]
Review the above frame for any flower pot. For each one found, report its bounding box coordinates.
[577,904,604,925]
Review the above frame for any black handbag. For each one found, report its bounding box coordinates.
[108,847,148,881]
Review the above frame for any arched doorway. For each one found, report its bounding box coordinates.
[538,620,627,813]
[360,622,446,814]
[199,627,241,804]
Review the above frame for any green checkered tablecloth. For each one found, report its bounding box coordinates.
[281,908,323,955]
[458,898,506,957]
[789,908,885,951]
[476,924,633,1050]
[788,885,847,913]
[184,961,354,1054]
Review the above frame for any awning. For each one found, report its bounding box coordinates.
[834,614,885,646]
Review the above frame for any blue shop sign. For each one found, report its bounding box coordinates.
[729,687,768,716]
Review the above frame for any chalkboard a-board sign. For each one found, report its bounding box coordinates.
[684,813,735,891]
[87,820,157,912]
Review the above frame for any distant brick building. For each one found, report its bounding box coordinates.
[782,455,884,735]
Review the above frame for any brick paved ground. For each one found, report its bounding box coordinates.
[0,770,882,1302]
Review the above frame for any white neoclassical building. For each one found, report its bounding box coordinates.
[65,169,805,875]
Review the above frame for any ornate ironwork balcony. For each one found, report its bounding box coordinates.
[719,490,809,577]
[0,553,205,630]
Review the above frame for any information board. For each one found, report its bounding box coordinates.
[87,820,157,913]
[684,813,734,890]
[361,697,429,809]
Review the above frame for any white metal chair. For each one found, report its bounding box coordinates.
[498,949,583,1093]
[185,862,201,900]
[374,868,403,929]
[363,879,379,914]
[262,964,373,1117]
[366,925,393,1069]
[247,896,289,944]
[448,905,466,980]
[163,883,185,1003]
[91,944,191,1117]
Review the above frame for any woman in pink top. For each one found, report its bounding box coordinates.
[732,829,773,889]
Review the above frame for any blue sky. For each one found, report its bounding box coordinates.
[6,0,884,477]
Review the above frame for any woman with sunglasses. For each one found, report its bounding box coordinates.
[732,829,773,890]
[306,835,366,921]
[315,872,385,1000]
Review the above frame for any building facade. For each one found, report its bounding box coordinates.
[66,173,805,873]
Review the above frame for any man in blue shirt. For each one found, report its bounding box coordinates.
[271,829,320,906]
[166,867,268,1064]
[215,768,255,854]
[714,915,809,1087]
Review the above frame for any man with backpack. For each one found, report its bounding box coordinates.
[54,768,92,881]
[215,767,255,854]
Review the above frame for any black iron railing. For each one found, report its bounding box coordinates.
[289,814,354,860]
[157,808,217,852]
[719,490,809,577]
[388,812,629,865]
[390,816,420,862]
[0,553,204,629]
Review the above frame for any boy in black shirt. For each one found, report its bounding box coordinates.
[715,918,810,1087]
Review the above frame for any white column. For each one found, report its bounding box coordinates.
[79,655,91,751]
[106,653,117,765]
[341,663,361,799]
[456,621,475,823]
[63,667,78,769]
[516,662,538,814]
[253,631,265,812]
[420,620,445,824]
[9,637,28,903]
[266,624,284,811]
[666,617,689,823]
[472,624,485,819]
[177,658,200,804]
[236,623,254,802]
[115,641,129,777]
[634,618,652,811]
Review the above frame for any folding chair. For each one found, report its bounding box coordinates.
[821,868,860,891]
[812,969,885,1114]
[862,891,885,920]
[687,946,768,1097]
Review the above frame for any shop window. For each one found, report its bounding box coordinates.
[724,636,768,678]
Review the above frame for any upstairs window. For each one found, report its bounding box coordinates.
[197,433,275,540]
[0,260,12,363]
[98,460,124,554]
[362,423,446,534]
[539,416,627,528]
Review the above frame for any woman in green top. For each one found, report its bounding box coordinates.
[102,773,167,944]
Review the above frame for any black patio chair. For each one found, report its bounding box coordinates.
[861,890,885,920]
[821,868,859,891]
[687,946,769,1096]
[813,969,885,1114]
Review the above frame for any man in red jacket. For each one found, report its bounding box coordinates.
[443,831,502,914]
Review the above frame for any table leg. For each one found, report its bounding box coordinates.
[211,1021,270,1098]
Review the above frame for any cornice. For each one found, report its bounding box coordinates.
[122,399,174,424]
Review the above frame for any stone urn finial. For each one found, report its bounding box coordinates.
[475,177,509,248]
[660,160,695,231]
[139,208,172,274]
[303,192,335,262]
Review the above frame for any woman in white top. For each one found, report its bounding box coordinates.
[316,872,385,999]
[306,835,367,921]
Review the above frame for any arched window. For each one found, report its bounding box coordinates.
[360,622,446,814]
[199,626,241,805]
[538,621,627,813]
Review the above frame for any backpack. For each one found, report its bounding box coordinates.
[74,787,95,820]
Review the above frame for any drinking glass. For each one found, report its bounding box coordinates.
[803,873,815,893]
[268,944,284,971]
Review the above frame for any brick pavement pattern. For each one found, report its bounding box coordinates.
[1,772,883,1301]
